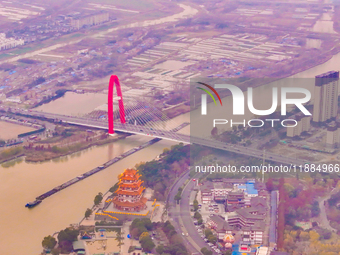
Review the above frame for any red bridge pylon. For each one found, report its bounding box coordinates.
[108,75,126,134]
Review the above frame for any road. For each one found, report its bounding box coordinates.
[167,171,218,255]
[318,187,339,232]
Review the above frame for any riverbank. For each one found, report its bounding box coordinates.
[25,133,130,163]
[0,133,130,165]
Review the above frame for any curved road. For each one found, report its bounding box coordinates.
[318,187,339,232]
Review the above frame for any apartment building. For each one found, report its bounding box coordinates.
[326,123,340,148]
[71,12,109,29]
[313,71,339,123]
[0,33,24,51]
[286,114,311,137]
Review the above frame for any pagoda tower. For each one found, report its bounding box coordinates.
[112,169,147,212]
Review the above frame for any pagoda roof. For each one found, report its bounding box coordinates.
[116,187,145,196]
[119,181,143,189]
[112,197,147,208]
[119,172,141,181]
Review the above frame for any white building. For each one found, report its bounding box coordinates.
[287,114,311,137]
[5,96,21,103]
[256,246,269,255]
[313,71,339,123]
[0,33,24,51]
[243,226,264,244]
[71,12,109,30]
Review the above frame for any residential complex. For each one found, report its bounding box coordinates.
[0,33,24,51]
[70,12,109,30]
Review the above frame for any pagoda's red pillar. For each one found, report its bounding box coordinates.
[108,75,126,134]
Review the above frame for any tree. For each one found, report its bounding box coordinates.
[204,229,213,237]
[109,182,119,193]
[57,227,79,253]
[140,236,155,252]
[174,193,181,204]
[193,199,198,211]
[42,235,57,250]
[194,211,202,220]
[311,201,320,217]
[85,208,92,219]
[207,235,217,244]
[51,248,60,255]
[156,244,164,254]
[201,247,213,255]
[94,192,103,205]
[115,231,124,247]
[139,232,150,241]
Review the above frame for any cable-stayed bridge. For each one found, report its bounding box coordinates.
[8,75,307,166]
[12,109,307,167]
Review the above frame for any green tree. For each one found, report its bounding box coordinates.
[204,229,213,238]
[85,208,92,219]
[194,211,202,220]
[57,227,79,253]
[208,235,217,244]
[115,231,124,247]
[193,199,198,211]
[109,182,119,193]
[94,192,103,205]
[42,235,57,249]
[201,247,213,255]
[140,236,155,252]
[156,244,164,254]
[139,232,150,242]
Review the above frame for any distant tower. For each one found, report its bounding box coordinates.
[108,75,126,134]
[313,71,339,123]
[112,169,147,212]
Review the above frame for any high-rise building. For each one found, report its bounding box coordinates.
[313,71,339,123]
[286,114,311,137]
[326,123,340,148]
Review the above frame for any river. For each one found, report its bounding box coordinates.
[0,135,178,254]
[0,121,35,140]
[3,8,340,254]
